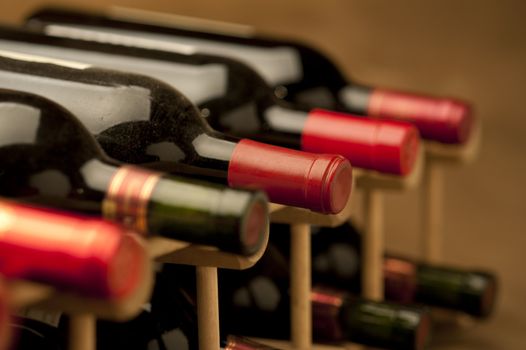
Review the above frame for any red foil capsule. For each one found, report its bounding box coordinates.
[368,89,473,144]
[0,201,144,299]
[383,257,418,303]
[311,287,347,341]
[302,109,420,176]
[228,139,352,214]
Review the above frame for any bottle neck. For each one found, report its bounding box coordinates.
[311,285,429,350]
[339,84,474,144]
[341,295,430,350]
[203,91,308,151]
[260,104,309,149]
[84,158,268,255]
[415,265,497,318]
[337,84,372,115]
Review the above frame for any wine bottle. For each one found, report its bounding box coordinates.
[11,309,64,350]
[14,20,420,175]
[0,89,269,255]
[98,269,280,350]
[164,248,430,350]
[0,50,351,215]
[0,199,143,299]
[271,222,497,318]
[11,273,280,350]
[25,7,473,144]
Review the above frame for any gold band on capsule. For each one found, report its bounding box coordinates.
[102,166,162,234]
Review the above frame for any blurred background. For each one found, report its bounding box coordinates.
[1,1,524,349]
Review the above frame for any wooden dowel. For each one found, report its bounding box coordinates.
[68,314,96,350]
[422,162,444,263]
[362,189,384,301]
[290,223,311,350]
[196,266,220,350]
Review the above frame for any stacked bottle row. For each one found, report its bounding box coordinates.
[0,6,495,350]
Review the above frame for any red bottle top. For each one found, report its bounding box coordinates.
[228,139,352,214]
[368,89,473,144]
[383,257,418,303]
[0,201,145,299]
[302,109,420,176]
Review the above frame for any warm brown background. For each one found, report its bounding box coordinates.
[1,1,525,349]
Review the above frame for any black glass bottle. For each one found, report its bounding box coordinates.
[0,89,268,255]
[10,273,280,350]
[0,47,351,214]
[10,310,64,350]
[4,22,420,176]
[25,7,473,145]
[271,222,498,318]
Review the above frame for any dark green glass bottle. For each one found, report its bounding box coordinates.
[270,222,497,318]
[24,6,473,145]
[0,21,417,176]
[413,264,496,318]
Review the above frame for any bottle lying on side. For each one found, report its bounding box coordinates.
[0,199,144,299]
[0,279,11,350]
[25,6,474,144]
[0,89,268,256]
[0,23,420,175]
[10,271,280,350]
[0,51,352,214]
[271,222,497,318]
[97,269,281,350]
[164,246,431,350]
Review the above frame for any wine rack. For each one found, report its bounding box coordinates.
[0,9,484,347]
[5,126,482,350]
[3,127,482,350]
[6,134,454,350]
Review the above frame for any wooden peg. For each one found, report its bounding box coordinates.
[421,162,444,263]
[290,223,312,350]
[196,266,220,350]
[68,314,96,350]
[362,189,384,301]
